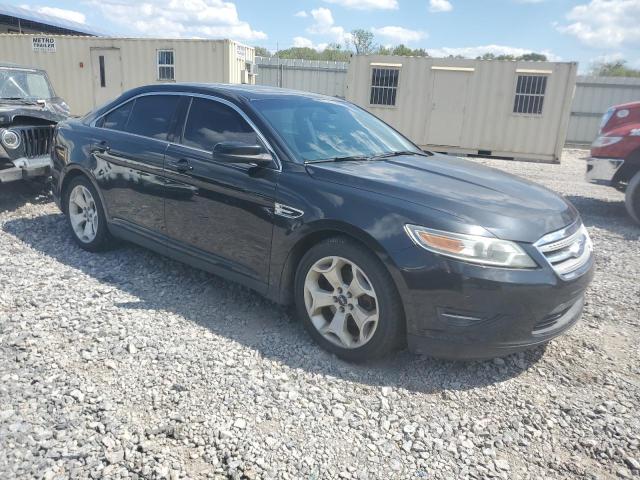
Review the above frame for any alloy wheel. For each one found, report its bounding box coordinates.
[303,256,379,349]
[68,185,99,243]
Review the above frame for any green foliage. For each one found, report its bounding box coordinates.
[275,46,351,62]
[351,29,375,55]
[476,52,547,61]
[590,60,640,78]
[374,44,429,57]
[253,46,271,57]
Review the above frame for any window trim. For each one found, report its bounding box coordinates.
[90,91,282,172]
[512,73,549,117]
[157,49,175,82]
[369,66,400,108]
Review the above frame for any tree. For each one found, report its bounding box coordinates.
[322,43,351,62]
[254,46,271,57]
[476,52,547,61]
[591,60,640,78]
[391,44,414,56]
[350,29,375,55]
[519,53,547,61]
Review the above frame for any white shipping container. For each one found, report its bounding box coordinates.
[0,34,256,115]
[346,55,578,163]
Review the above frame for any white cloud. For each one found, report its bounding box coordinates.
[292,36,328,51]
[19,5,86,24]
[294,10,308,17]
[307,7,351,43]
[589,52,625,64]
[90,0,266,40]
[557,0,640,48]
[323,0,398,9]
[293,36,314,48]
[428,44,559,61]
[372,26,427,44]
[429,0,453,12]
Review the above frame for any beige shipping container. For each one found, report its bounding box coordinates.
[346,55,578,163]
[0,34,256,115]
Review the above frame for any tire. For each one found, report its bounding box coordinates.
[64,175,112,251]
[294,236,404,362]
[625,171,640,225]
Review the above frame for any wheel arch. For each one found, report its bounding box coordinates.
[274,220,405,307]
[59,166,109,218]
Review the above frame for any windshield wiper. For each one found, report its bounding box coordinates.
[371,150,430,160]
[305,155,371,164]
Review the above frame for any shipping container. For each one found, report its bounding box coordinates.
[0,34,256,115]
[346,55,578,163]
[256,57,348,98]
[567,75,640,146]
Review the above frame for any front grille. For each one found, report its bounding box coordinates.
[534,222,593,280]
[18,126,55,158]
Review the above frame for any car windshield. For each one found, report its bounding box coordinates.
[0,68,54,100]
[251,96,422,162]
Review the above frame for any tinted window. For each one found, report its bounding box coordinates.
[182,98,258,151]
[102,101,133,131]
[126,95,180,140]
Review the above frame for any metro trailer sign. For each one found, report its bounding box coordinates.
[32,37,56,53]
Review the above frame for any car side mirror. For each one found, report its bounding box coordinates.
[213,141,273,166]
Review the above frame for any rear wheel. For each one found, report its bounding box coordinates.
[294,237,404,362]
[625,171,640,225]
[65,176,112,251]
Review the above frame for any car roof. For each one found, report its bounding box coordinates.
[124,82,342,103]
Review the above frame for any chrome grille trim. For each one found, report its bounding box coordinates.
[534,222,593,280]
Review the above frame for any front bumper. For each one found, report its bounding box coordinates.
[586,157,624,185]
[0,155,51,183]
[389,244,594,360]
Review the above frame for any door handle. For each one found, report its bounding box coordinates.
[168,158,193,173]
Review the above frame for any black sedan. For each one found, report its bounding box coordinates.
[51,84,594,362]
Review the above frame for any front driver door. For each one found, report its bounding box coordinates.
[163,96,278,290]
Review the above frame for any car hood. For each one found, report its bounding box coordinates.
[0,101,67,125]
[305,153,578,243]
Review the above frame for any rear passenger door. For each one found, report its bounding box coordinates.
[92,94,182,235]
[163,96,278,289]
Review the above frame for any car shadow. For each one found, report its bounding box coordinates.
[0,180,51,214]
[566,195,640,239]
[3,213,548,394]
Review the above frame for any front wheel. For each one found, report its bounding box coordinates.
[625,171,640,225]
[294,237,404,362]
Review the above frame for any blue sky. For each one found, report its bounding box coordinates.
[10,0,640,72]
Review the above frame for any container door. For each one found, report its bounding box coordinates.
[426,70,471,147]
[91,48,123,108]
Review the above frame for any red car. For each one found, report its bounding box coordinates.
[587,101,640,223]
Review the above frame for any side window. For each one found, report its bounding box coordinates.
[182,98,259,152]
[102,101,133,131]
[126,95,180,140]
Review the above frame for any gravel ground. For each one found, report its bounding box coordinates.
[1,149,639,480]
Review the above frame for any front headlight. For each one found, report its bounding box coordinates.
[405,224,537,268]
[591,136,623,148]
[1,129,21,149]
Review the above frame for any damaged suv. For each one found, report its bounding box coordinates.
[0,63,69,184]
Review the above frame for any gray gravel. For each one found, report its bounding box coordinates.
[1,149,639,480]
